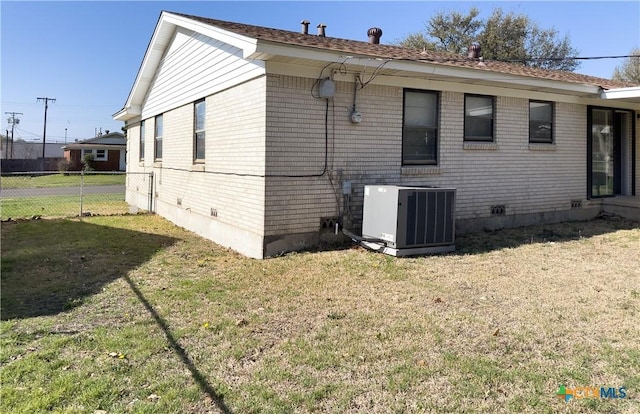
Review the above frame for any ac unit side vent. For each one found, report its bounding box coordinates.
[490,205,506,216]
[405,190,455,246]
[571,200,582,209]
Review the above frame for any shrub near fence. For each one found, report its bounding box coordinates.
[0,171,152,220]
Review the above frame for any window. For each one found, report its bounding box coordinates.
[402,90,439,165]
[154,114,163,160]
[464,94,494,141]
[194,100,206,161]
[95,149,107,161]
[529,101,553,143]
[139,120,145,160]
[82,149,106,161]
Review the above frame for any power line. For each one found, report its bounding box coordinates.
[496,54,640,63]
[37,97,56,158]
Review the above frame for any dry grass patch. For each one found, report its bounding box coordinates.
[1,215,639,413]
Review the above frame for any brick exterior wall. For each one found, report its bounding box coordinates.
[125,76,267,257]
[125,70,637,258]
[263,74,619,239]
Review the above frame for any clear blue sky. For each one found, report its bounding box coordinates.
[1,1,638,143]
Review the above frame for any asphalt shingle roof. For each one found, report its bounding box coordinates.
[173,12,634,91]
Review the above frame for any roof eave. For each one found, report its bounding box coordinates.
[113,105,141,122]
[252,41,602,97]
[600,86,640,104]
[63,144,127,150]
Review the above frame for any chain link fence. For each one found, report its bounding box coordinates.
[0,171,153,220]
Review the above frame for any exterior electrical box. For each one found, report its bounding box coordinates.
[318,78,335,98]
[362,185,456,256]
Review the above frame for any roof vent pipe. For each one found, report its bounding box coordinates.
[301,20,310,35]
[467,43,481,59]
[367,27,383,44]
[317,23,326,37]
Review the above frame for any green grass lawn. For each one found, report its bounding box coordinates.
[1,215,639,413]
[1,173,125,189]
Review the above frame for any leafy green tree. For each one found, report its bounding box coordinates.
[397,7,580,71]
[612,48,640,83]
[421,7,482,55]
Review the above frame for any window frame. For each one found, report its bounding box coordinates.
[139,120,145,161]
[94,149,107,161]
[401,89,440,166]
[529,100,554,144]
[81,149,106,161]
[154,114,163,161]
[464,94,495,142]
[193,99,206,162]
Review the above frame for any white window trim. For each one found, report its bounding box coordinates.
[82,149,107,161]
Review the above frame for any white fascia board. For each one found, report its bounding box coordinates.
[117,12,174,118]
[163,12,258,58]
[381,59,601,97]
[113,108,128,121]
[600,86,640,99]
[250,41,355,64]
[113,105,141,122]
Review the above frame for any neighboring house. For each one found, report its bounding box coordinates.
[114,11,640,259]
[62,131,126,171]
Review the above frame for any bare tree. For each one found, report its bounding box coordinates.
[612,48,640,83]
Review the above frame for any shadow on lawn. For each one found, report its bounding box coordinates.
[1,218,233,413]
[123,274,233,414]
[1,219,177,320]
[454,215,639,255]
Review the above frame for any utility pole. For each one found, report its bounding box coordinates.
[37,97,56,158]
[5,111,23,159]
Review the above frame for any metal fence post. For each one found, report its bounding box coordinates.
[148,171,154,213]
[79,170,84,217]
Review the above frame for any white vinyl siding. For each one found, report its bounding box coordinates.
[142,28,265,119]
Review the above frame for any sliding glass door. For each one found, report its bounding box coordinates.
[589,108,634,198]
[591,109,615,197]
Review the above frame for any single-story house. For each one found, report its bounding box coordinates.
[114,11,639,259]
[62,131,126,171]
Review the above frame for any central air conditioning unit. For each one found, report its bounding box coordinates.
[362,185,456,256]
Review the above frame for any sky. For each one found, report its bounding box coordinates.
[1,1,639,144]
